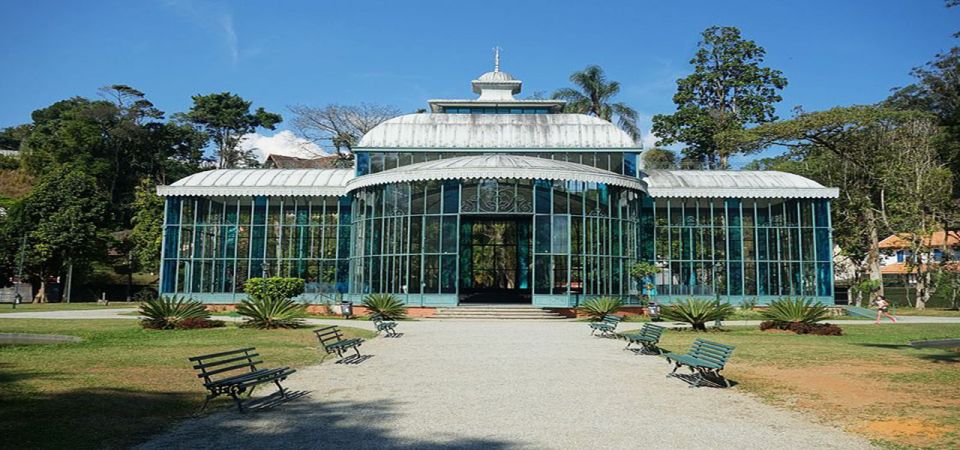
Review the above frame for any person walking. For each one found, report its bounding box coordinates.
[873,295,898,324]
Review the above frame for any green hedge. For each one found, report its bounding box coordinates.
[244,277,305,302]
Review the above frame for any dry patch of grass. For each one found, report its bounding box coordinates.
[629,323,960,448]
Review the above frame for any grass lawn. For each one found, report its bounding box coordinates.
[620,322,960,449]
[0,319,375,449]
[0,303,138,313]
[890,307,960,318]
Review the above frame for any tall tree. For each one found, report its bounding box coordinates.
[885,39,960,200]
[652,26,787,169]
[552,65,640,141]
[129,178,164,274]
[729,106,953,308]
[288,103,400,163]
[4,166,111,302]
[184,92,282,168]
[19,87,206,224]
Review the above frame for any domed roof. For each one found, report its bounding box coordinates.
[477,70,516,82]
[347,154,646,192]
[356,113,639,149]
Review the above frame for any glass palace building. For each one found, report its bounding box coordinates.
[157,65,839,307]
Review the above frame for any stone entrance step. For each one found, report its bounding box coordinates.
[428,305,567,320]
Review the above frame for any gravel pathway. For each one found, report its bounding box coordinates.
[138,320,874,449]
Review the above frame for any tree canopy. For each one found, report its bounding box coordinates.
[183,92,282,168]
[552,65,639,141]
[652,26,787,169]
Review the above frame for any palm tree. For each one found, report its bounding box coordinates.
[552,65,640,142]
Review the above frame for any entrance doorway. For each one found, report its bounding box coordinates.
[459,218,531,304]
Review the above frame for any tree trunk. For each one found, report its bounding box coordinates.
[914,270,931,310]
[864,209,884,299]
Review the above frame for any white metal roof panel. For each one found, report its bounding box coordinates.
[156,169,354,197]
[642,170,839,199]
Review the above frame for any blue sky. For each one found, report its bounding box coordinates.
[1,0,957,166]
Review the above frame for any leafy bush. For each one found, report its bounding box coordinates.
[239,277,307,329]
[761,297,831,324]
[244,277,305,302]
[661,298,734,331]
[578,297,623,321]
[760,321,842,336]
[139,295,216,330]
[361,293,407,320]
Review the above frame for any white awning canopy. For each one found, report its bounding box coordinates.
[642,170,839,199]
[157,169,354,197]
[346,154,647,192]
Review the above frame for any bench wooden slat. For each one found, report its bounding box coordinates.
[199,360,264,378]
[206,368,281,387]
[188,347,256,362]
[192,353,260,370]
[206,367,290,387]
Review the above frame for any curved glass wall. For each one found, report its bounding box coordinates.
[647,198,833,301]
[349,178,643,307]
[356,151,638,178]
[157,189,834,306]
[160,196,352,299]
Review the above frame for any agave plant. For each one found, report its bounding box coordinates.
[361,293,407,320]
[661,298,734,331]
[236,296,306,329]
[761,297,830,325]
[139,295,210,330]
[578,297,623,321]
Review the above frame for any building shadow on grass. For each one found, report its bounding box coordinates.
[1,387,198,449]
[856,343,960,363]
[140,395,517,449]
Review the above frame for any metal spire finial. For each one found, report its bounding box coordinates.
[494,46,501,72]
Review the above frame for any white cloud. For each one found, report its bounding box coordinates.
[240,130,329,162]
[219,13,239,65]
[163,0,242,65]
[640,131,660,149]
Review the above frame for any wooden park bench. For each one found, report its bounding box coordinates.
[371,314,399,337]
[619,323,666,354]
[664,338,735,388]
[589,314,622,337]
[189,347,295,413]
[313,326,364,360]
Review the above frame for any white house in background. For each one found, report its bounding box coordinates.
[878,231,960,282]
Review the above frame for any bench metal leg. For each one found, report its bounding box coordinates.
[274,379,287,398]
[198,393,215,414]
[229,390,245,413]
